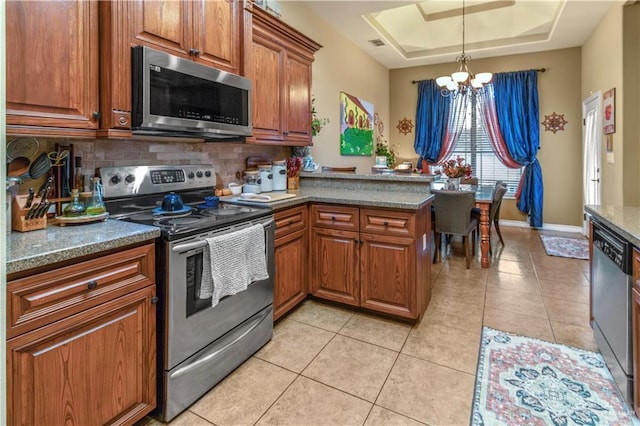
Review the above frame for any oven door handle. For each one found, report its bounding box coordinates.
[172,240,208,252]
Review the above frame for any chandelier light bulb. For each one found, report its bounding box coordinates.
[436,76,453,87]
[446,81,458,91]
[476,72,493,84]
[452,71,469,83]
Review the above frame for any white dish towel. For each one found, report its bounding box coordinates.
[199,223,269,307]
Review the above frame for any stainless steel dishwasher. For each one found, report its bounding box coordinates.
[591,221,634,405]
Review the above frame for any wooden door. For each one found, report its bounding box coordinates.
[193,0,241,74]
[6,0,99,132]
[250,33,285,142]
[274,228,307,320]
[7,287,157,426]
[130,0,192,58]
[360,233,417,319]
[310,227,360,306]
[284,50,313,144]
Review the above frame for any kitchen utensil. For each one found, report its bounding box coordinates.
[25,188,35,209]
[37,176,54,198]
[28,152,53,179]
[6,136,39,162]
[25,201,39,220]
[161,192,184,212]
[48,149,70,166]
[8,156,30,177]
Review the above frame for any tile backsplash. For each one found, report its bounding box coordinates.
[9,137,292,195]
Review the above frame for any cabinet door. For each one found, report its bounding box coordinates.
[193,0,241,74]
[274,229,307,320]
[361,233,417,319]
[130,0,192,58]
[250,34,285,142]
[310,227,360,306]
[284,51,313,144]
[6,0,99,133]
[7,287,157,426]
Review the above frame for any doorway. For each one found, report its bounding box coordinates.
[583,92,602,235]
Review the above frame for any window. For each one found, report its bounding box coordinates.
[444,95,522,197]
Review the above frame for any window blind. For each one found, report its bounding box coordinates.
[445,97,522,197]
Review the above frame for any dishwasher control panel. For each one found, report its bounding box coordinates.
[593,223,631,273]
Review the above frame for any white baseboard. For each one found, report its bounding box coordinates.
[500,219,583,233]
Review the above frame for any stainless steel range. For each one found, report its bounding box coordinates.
[100,164,275,422]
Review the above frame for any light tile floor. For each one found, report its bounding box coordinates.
[148,226,595,425]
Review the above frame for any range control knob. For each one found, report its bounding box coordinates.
[187,171,195,179]
[110,174,121,185]
[124,174,135,184]
[196,170,203,178]
[204,170,212,177]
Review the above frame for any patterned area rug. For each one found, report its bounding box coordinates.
[540,235,589,260]
[471,327,639,426]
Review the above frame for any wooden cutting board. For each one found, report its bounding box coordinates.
[220,192,297,203]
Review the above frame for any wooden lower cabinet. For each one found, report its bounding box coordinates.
[360,233,416,317]
[274,206,308,320]
[310,227,360,306]
[633,286,640,417]
[309,203,431,320]
[6,243,157,426]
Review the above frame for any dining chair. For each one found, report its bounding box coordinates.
[472,181,508,250]
[321,166,357,173]
[460,176,479,185]
[432,190,478,269]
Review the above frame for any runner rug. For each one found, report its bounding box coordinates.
[471,327,638,426]
[540,235,589,260]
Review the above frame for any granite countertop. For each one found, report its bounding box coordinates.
[7,219,160,276]
[585,205,640,247]
[224,187,434,211]
[300,171,437,183]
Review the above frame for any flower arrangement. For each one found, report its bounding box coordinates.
[374,113,398,168]
[440,157,472,178]
[311,97,329,137]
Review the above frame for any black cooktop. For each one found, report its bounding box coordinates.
[105,190,272,240]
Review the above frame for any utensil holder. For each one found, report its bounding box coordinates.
[12,195,46,232]
[287,176,300,189]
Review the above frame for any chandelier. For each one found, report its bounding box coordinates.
[436,0,492,97]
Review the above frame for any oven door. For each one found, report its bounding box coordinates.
[163,217,275,370]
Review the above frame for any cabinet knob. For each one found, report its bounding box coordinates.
[151,296,159,304]
[331,216,336,221]
[383,221,389,226]
[87,280,98,290]
[289,219,294,225]
[92,111,101,119]
[194,49,201,56]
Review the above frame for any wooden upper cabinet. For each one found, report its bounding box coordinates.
[194,0,241,71]
[99,0,242,134]
[245,4,321,146]
[6,0,99,136]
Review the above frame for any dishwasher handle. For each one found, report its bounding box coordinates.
[593,224,632,274]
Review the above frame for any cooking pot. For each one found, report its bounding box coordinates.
[162,192,184,212]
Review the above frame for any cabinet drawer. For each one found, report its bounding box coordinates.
[275,205,307,239]
[360,208,415,237]
[634,248,640,291]
[7,243,155,339]
[311,204,359,231]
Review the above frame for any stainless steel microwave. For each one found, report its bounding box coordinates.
[131,46,252,141]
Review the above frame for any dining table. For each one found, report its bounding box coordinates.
[431,181,495,268]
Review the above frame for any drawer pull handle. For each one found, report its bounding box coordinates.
[331,216,336,221]
[87,280,98,290]
[289,219,294,225]
[383,221,389,226]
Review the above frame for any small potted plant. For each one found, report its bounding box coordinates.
[440,157,472,190]
[311,97,329,137]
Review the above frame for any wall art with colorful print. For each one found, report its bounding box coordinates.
[340,92,374,156]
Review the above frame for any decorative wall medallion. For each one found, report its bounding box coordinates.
[541,112,568,133]
[396,117,414,135]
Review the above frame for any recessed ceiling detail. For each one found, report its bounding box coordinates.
[303,0,615,69]
[363,0,564,60]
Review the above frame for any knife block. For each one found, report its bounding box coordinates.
[12,195,47,232]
